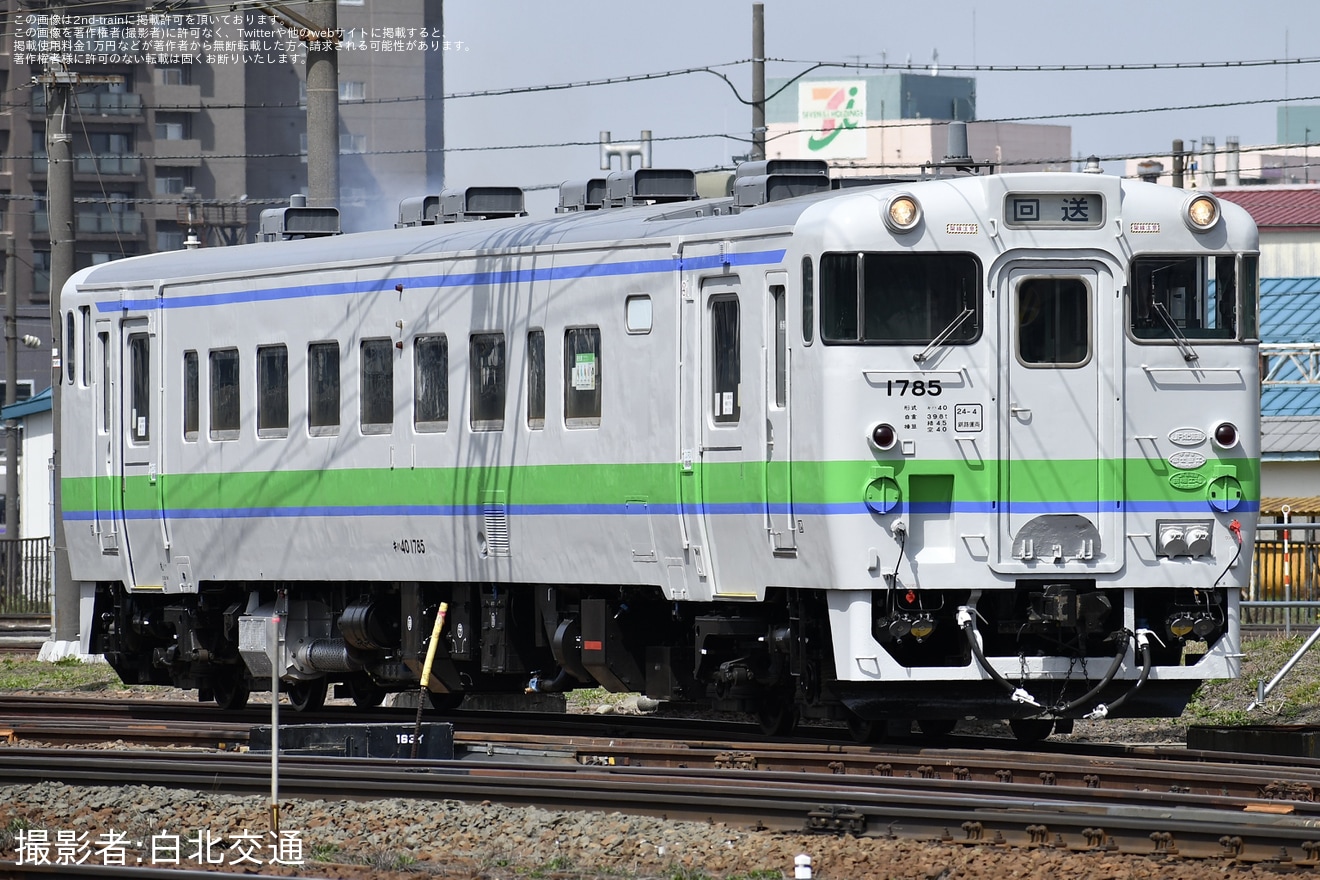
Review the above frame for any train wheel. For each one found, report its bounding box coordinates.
[1009,718,1054,744]
[211,671,250,711]
[917,719,957,738]
[345,673,386,708]
[427,692,464,712]
[285,678,328,712]
[756,699,797,737]
[846,714,885,744]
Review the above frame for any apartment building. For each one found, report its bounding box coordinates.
[0,0,444,390]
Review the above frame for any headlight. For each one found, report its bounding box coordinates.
[1183,194,1220,232]
[884,194,921,233]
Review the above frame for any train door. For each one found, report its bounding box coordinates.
[764,272,796,555]
[92,320,121,557]
[699,276,763,596]
[676,261,713,596]
[998,264,1120,572]
[118,315,171,589]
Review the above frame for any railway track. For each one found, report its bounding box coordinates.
[1,745,1318,866]
[2,696,1320,867]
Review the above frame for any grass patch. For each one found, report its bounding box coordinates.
[1183,634,1320,725]
[0,656,125,693]
[564,687,636,712]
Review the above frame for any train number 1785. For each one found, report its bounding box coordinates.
[886,379,942,396]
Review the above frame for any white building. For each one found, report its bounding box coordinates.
[765,73,1071,177]
[0,387,52,541]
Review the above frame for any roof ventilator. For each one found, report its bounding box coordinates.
[732,158,831,208]
[258,194,341,241]
[602,168,698,208]
[439,186,527,223]
[557,178,607,213]
[396,187,527,226]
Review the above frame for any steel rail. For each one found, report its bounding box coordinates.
[2,749,1318,864]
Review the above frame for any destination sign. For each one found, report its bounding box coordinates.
[1004,193,1105,229]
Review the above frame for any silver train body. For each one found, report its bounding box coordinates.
[63,166,1260,739]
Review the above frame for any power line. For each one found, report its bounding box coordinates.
[771,56,1320,74]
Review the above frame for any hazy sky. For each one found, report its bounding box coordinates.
[440,0,1318,214]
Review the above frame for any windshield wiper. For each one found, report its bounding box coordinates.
[1149,298,1199,362]
[913,307,974,363]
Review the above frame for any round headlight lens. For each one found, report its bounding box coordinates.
[885,195,921,232]
[1185,195,1220,231]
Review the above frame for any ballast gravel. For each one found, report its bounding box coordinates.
[0,778,1295,880]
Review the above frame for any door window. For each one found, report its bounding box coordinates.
[128,333,149,443]
[711,297,740,424]
[1017,278,1089,367]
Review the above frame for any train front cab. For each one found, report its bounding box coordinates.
[806,180,1259,735]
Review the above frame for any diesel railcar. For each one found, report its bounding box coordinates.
[62,162,1260,740]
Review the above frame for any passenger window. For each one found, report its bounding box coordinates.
[564,327,601,428]
[771,284,787,408]
[209,348,240,440]
[129,333,150,443]
[308,341,340,436]
[1017,278,1089,367]
[625,296,652,334]
[65,311,75,384]
[257,344,288,438]
[183,350,198,441]
[80,306,91,387]
[99,332,110,434]
[469,333,506,431]
[527,329,545,429]
[413,335,448,432]
[711,298,740,424]
[801,257,814,345]
[1130,255,1237,340]
[360,338,393,434]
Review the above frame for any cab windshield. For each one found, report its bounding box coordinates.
[819,252,981,345]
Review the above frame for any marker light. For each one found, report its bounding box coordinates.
[1183,194,1221,232]
[870,422,897,451]
[884,194,921,233]
[1213,421,1239,449]
[907,615,936,641]
[1167,614,1195,640]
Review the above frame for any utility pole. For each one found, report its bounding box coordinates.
[256,2,340,207]
[303,0,340,208]
[42,61,76,651]
[35,14,117,650]
[4,238,18,593]
[751,3,765,161]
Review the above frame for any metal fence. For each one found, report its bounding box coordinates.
[1248,522,1320,629]
[0,537,51,615]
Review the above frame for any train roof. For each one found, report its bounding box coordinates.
[69,172,1259,291]
[70,183,851,291]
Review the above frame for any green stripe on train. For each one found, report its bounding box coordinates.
[61,456,1260,514]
